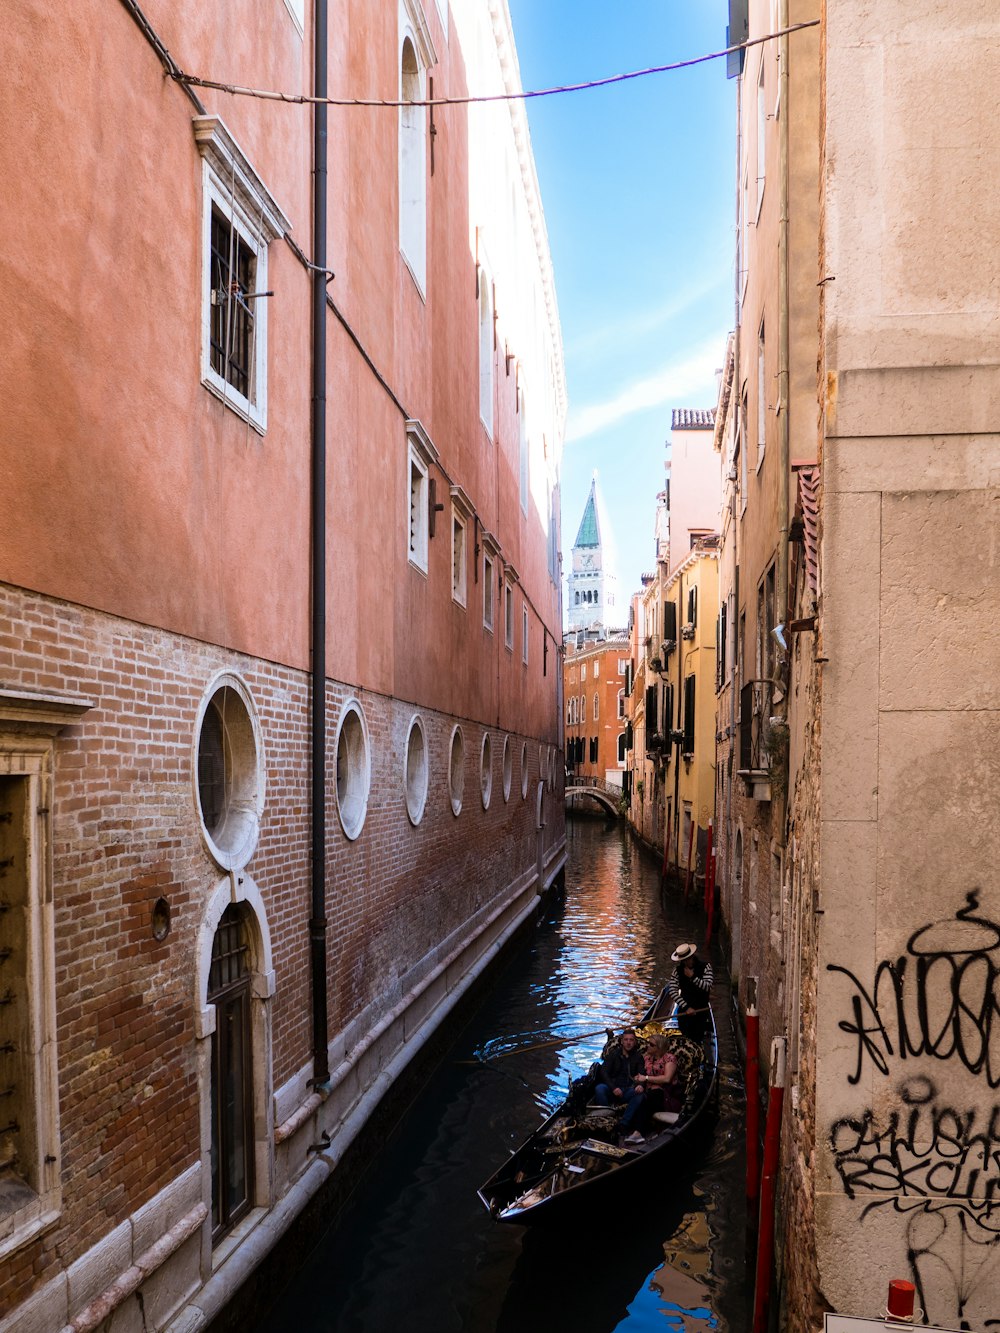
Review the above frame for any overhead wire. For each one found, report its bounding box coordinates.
[168,22,821,110]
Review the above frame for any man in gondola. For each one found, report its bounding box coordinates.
[666,942,713,1040]
[592,1027,646,1141]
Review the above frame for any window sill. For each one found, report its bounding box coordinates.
[0,1180,60,1261]
[202,375,266,436]
[407,556,429,577]
[211,1205,268,1272]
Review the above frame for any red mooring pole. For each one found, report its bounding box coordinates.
[745,979,761,1211]
[683,817,695,904]
[702,820,713,915]
[886,1278,916,1321]
[705,852,716,947]
[752,1037,787,1333]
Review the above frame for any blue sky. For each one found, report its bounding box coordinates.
[506,2,735,613]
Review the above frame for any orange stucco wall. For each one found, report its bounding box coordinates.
[1,0,563,746]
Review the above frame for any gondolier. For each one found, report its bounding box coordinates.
[666,942,713,1040]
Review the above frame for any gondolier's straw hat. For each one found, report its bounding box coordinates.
[671,942,698,962]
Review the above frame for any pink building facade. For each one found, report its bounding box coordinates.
[0,1,565,1328]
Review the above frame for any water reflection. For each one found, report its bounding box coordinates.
[253,819,745,1333]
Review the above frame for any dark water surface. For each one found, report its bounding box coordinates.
[256,819,747,1332]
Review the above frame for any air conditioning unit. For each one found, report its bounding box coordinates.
[681,624,695,640]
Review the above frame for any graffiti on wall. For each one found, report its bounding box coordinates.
[827,891,1000,1087]
[826,893,1000,1328]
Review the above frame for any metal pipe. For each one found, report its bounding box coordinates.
[310,0,330,1087]
[745,976,761,1208]
[752,1035,786,1333]
[776,0,791,632]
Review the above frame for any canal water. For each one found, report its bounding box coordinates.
[254,818,747,1332]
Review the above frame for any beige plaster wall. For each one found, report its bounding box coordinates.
[816,4,1000,1322]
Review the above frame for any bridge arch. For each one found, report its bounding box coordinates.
[564,785,621,818]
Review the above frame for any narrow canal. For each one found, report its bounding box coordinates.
[253,817,747,1332]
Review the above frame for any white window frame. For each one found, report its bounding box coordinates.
[518,385,529,514]
[618,689,626,719]
[450,485,473,609]
[406,419,438,574]
[193,117,290,434]
[504,577,515,650]
[757,318,767,470]
[282,0,305,35]
[398,0,435,295]
[451,510,467,607]
[756,57,767,220]
[522,603,529,665]
[0,689,93,1261]
[478,263,495,437]
[593,692,599,721]
[483,553,495,631]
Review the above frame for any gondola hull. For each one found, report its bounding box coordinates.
[478,1002,718,1225]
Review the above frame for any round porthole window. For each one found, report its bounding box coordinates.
[405,715,428,826]
[520,741,529,799]
[502,735,512,802]
[449,726,465,816]
[481,733,493,809]
[195,673,264,871]
[536,779,546,830]
[336,700,371,840]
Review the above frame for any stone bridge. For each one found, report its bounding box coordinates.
[564,778,622,819]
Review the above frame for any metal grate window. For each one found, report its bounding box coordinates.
[0,777,27,1181]
[210,208,255,400]
[208,905,249,998]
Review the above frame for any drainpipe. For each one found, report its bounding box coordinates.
[776,0,791,635]
[310,0,330,1087]
[752,1035,787,1333]
[726,74,742,905]
[672,572,683,877]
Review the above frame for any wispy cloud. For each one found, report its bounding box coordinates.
[565,275,729,362]
[566,335,725,443]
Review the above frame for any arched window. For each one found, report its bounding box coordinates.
[593,692,599,721]
[209,904,255,1240]
[617,732,627,762]
[478,265,494,434]
[617,689,625,719]
[518,385,529,513]
[399,35,426,290]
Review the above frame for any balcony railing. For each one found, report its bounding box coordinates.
[738,680,773,797]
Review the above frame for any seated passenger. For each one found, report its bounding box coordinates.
[635,1032,684,1127]
[593,1027,646,1141]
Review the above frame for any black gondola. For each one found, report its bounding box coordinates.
[477,991,718,1224]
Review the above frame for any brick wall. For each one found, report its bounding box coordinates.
[0,582,561,1317]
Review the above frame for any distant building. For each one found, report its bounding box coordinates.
[566,472,620,634]
[563,634,630,794]
[624,406,721,867]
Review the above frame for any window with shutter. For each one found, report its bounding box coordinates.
[664,601,677,642]
[683,674,696,753]
[645,684,658,735]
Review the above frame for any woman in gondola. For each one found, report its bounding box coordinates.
[634,1031,684,1130]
